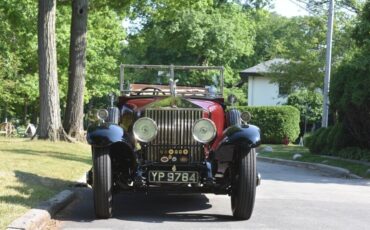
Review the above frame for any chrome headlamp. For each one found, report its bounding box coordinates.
[133,117,158,142]
[192,118,217,143]
[96,109,109,121]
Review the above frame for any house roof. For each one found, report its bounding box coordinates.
[239,58,289,79]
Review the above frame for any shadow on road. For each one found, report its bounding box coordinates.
[57,188,234,223]
[114,192,233,222]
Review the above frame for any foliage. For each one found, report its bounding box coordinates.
[84,6,126,102]
[0,0,38,122]
[0,1,127,123]
[304,1,370,158]
[306,0,364,14]
[353,0,370,46]
[305,123,356,154]
[237,106,300,144]
[337,147,370,161]
[56,4,126,106]
[266,13,357,91]
[0,0,363,128]
[239,11,289,66]
[305,125,370,161]
[126,0,257,104]
[330,1,370,149]
[286,89,323,124]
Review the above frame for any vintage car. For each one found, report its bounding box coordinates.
[86,64,261,220]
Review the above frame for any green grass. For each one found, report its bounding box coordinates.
[258,145,370,179]
[0,137,91,229]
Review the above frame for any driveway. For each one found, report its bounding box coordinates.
[56,161,370,230]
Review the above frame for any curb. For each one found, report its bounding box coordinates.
[6,190,75,230]
[257,156,362,179]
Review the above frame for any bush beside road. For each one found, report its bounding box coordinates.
[258,145,370,179]
[0,137,91,229]
[237,106,300,144]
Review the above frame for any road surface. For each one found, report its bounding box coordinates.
[55,161,370,230]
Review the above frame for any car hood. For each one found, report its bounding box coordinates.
[139,96,222,112]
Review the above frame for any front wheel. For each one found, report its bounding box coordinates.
[93,147,113,218]
[231,148,256,220]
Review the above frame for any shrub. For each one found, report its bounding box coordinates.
[305,127,323,153]
[306,127,331,154]
[237,106,300,144]
[317,127,332,154]
[286,89,323,125]
[330,123,354,151]
[337,147,370,162]
[304,123,366,160]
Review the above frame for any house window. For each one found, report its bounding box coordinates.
[278,83,290,96]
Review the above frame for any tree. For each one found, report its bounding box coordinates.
[0,0,39,123]
[286,90,323,133]
[265,14,357,91]
[126,0,256,104]
[63,0,89,140]
[0,1,128,127]
[330,0,370,149]
[305,0,364,14]
[37,0,64,140]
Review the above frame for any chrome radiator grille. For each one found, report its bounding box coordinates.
[144,108,204,163]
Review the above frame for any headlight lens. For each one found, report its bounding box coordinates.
[97,109,109,121]
[192,118,217,143]
[241,111,251,122]
[133,117,158,142]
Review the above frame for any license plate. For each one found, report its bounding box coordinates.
[149,171,198,183]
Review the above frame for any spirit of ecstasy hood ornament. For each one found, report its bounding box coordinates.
[169,78,178,96]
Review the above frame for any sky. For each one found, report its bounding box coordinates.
[272,0,310,17]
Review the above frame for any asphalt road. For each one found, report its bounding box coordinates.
[56,161,370,230]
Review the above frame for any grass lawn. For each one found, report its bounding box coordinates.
[258,145,370,179]
[0,137,91,229]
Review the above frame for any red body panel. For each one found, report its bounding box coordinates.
[187,99,225,151]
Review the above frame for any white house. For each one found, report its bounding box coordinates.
[239,58,289,106]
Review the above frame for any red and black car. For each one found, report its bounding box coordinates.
[86,64,261,220]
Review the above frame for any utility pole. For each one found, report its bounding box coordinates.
[322,0,335,128]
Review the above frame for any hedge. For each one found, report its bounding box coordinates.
[304,123,353,155]
[304,123,370,161]
[236,106,300,144]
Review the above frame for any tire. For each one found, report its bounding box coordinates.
[231,148,256,220]
[227,109,241,126]
[93,147,113,218]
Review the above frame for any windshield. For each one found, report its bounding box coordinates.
[120,64,224,97]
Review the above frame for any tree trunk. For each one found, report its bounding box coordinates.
[24,96,28,124]
[63,0,89,141]
[37,0,63,141]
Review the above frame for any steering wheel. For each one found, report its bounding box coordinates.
[137,87,166,96]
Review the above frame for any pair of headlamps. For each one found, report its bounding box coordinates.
[133,117,216,144]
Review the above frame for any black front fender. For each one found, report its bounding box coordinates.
[87,123,133,148]
[213,124,261,162]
